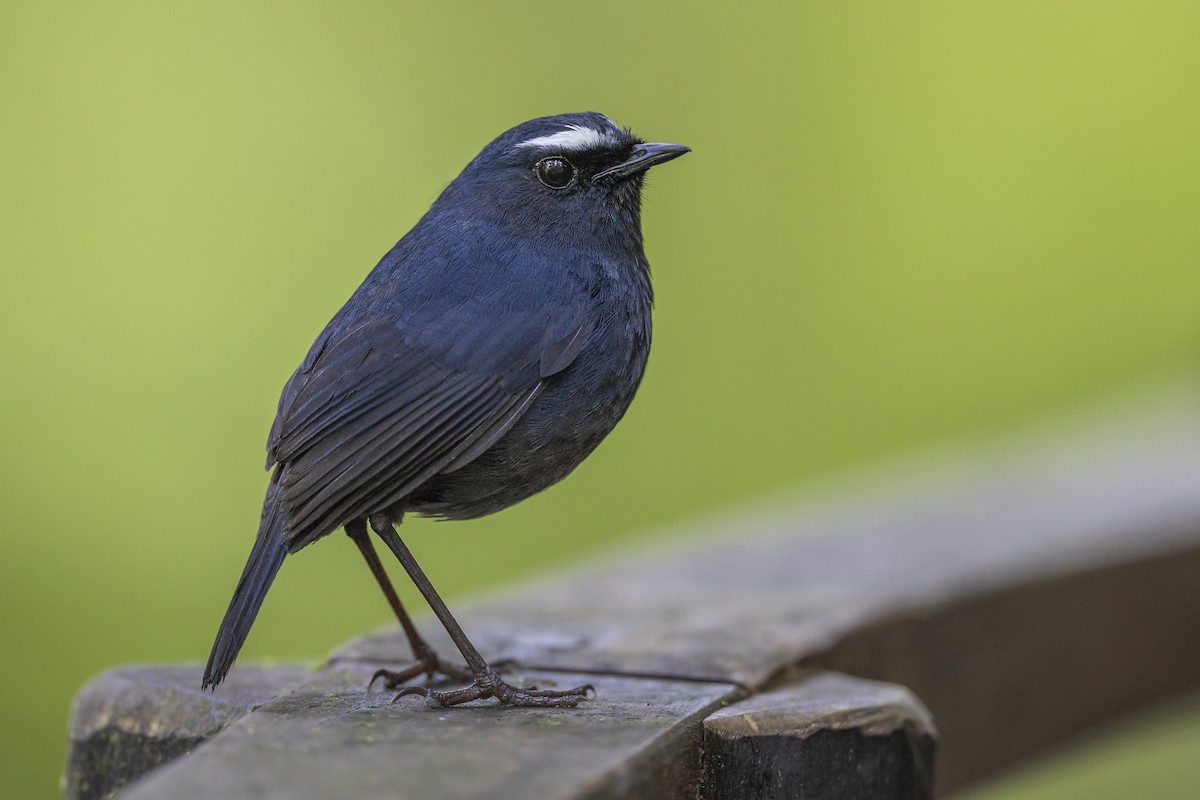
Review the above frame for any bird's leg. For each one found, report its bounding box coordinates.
[344,519,471,688]
[368,515,593,708]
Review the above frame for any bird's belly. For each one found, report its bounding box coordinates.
[408,333,648,520]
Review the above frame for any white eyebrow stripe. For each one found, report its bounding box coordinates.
[518,124,619,151]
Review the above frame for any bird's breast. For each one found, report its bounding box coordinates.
[408,273,652,521]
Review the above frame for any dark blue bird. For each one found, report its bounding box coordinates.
[202,112,689,706]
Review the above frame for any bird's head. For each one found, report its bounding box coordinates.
[439,112,690,237]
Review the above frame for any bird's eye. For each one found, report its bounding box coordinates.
[535,157,575,189]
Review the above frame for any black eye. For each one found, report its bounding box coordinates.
[535,156,575,189]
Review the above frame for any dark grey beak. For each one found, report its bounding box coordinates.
[594,142,691,181]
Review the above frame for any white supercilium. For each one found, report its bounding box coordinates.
[518,124,619,152]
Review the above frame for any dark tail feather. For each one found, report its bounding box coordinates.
[202,479,289,690]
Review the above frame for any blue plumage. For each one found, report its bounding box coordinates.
[203,112,688,704]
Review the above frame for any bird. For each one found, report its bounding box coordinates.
[202,112,689,707]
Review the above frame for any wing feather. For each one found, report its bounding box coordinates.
[265,296,594,550]
[269,316,552,550]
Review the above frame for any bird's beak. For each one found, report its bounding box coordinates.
[593,142,691,181]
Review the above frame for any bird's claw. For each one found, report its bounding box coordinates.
[367,650,473,692]
[369,665,420,692]
[391,685,436,703]
[390,666,593,708]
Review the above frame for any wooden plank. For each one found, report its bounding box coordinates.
[815,544,1200,791]
[702,672,936,800]
[62,379,1200,798]
[114,665,740,800]
[63,665,311,800]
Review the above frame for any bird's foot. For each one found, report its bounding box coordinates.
[392,664,594,708]
[368,642,473,691]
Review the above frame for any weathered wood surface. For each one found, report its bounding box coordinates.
[64,666,312,800]
[65,379,1200,798]
[114,665,738,800]
[703,673,936,800]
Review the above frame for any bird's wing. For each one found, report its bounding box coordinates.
[266,307,589,550]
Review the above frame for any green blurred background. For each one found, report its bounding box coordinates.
[2,2,1198,797]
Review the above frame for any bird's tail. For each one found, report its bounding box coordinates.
[202,477,289,690]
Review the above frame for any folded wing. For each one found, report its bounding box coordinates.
[266,306,586,551]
